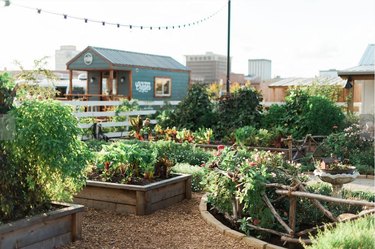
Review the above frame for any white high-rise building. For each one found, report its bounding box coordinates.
[248,59,272,81]
[55,45,79,70]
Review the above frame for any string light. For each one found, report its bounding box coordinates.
[2,0,225,31]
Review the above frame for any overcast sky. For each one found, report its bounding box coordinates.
[0,0,374,77]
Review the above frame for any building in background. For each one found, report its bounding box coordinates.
[338,44,374,117]
[185,52,229,84]
[319,69,338,77]
[248,59,272,81]
[55,45,80,70]
[67,46,190,101]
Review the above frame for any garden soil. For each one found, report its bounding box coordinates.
[60,193,254,249]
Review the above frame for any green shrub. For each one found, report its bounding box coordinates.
[320,123,374,174]
[0,72,15,114]
[302,96,345,136]
[215,87,262,140]
[154,101,176,129]
[305,215,375,249]
[261,104,288,129]
[172,163,206,192]
[296,183,375,227]
[234,125,258,146]
[263,89,345,138]
[85,139,110,152]
[166,84,216,130]
[1,100,90,223]
[153,140,211,166]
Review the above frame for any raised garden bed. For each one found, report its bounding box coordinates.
[74,174,192,215]
[0,202,84,249]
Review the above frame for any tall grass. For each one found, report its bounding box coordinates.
[305,215,375,249]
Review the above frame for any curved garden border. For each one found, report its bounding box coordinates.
[199,194,286,249]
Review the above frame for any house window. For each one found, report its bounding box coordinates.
[155,77,171,97]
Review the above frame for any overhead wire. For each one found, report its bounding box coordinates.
[1,0,226,31]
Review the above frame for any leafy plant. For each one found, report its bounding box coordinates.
[154,101,176,129]
[302,96,345,136]
[193,128,214,144]
[319,122,374,174]
[1,100,90,223]
[167,84,216,130]
[95,141,157,182]
[153,140,211,166]
[203,146,302,237]
[0,73,16,114]
[263,88,345,138]
[171,163,207,192]
[214,87,262,140]
[234,126,258,146]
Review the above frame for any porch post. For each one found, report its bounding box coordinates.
[109,70,114,100]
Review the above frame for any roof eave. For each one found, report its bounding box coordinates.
[338,70,374,76]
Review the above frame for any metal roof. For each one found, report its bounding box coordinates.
[358,44,374,66]
[269,76,346,88]
[91,46,188,71]
[338,44,374,76]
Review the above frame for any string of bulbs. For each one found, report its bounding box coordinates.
[2,0,226,31]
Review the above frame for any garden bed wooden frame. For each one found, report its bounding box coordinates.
[74,174,192,215]
[0,202,84,249]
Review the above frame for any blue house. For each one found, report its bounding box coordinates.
[66,46,190,101]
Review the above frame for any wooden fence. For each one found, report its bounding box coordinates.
[61,100,180,139]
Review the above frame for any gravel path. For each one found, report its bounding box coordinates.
[61,193,253,249]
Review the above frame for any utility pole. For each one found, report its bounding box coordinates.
[226,0,231,96]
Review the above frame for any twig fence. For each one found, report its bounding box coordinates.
[215,169,375,247]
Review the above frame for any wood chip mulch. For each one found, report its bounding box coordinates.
[60,193,253,249]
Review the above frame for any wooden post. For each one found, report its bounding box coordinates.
[185,176,192,199]
[69,70,73,100]
[109,70,114,100]
[287,136,293,161]
[136,191,145,215]
[71,212,83,241]
[288,196,297,249]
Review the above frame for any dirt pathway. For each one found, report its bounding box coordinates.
[61,193,253,249]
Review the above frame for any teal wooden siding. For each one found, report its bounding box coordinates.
[68,51,110,70]
[118,71,129,96]
[87,72,101,100]
[130,69,189,101]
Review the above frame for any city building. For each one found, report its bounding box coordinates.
[248,59,272,81]
[319,69,339,77]
[185,52,229,84]
[55,45,80,70]
[67,46,190,101]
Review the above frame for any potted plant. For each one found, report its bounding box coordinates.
[1,96,89,248]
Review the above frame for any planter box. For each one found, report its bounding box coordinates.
[74,174,192,215]
[0,202,84,249]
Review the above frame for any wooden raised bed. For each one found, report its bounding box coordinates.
[0,202,84,249]
[74,174,192,215]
